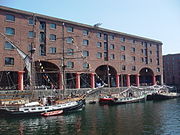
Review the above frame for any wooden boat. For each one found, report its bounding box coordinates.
[0,95,85,116]
[146,85,180,101]
[147,92,180,101]
[99,95,114,105]
[41,110,63,117]
[111,94,147,105]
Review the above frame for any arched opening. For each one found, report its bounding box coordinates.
[24,61,60,89]
[139,68,154,86]
[0,71,18,90]
[95,65,117,87]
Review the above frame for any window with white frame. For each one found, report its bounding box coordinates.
[5,27,15,35]
[67,26,73,32]
[5,57,14,65]
[50,23,56,29]
[82,30,88,36]
[49,34,56,41]
[83,39,89,46]
[6,14,15,21]
[66,37,74,44]
[83,50,89,57]
[97,52,102,58]
[67,61,74,68]
[4,41,14,50]
[49,47,56,54]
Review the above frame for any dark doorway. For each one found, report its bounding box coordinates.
[95,65,117,87]
[139,68,154,86]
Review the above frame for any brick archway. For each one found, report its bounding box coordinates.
[24,61,60,89]
[95,65,117,87]
[139,67,155,86]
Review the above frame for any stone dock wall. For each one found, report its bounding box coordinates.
[0,86,178,103]
[0,87,128,102]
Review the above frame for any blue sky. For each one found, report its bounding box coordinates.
[0,0,180,55]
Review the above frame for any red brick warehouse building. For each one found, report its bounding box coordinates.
[0,6,163,90]
[163,54,180,88]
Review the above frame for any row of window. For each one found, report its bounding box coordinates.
[3,41,155,63]
[4,56,161,72]
[2,27,159,56]
[5,14,160,47]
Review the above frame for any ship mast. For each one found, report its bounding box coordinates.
[62,23,66,96]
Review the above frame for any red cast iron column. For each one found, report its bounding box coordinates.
[76,73,81,89]
[18,71,24,90]
[90,73,95,89]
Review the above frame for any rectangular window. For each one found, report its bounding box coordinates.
[40,21,46,30]
[132,66,136,71]
[157,68,160,72]
[96,32,102,38]
[141,49,144,54]
[83,50,89,57]
[157,58,160,65]
[122,65,126,71]
[83,63,89,69]
[5,57,14,65]
[96,42,102,48]
[67,49,74,55]
[5,27,15,35]
[120,46,125,51]
[28,31,35,38]
[120,37,125,42]
[131,47,135,53]
[83,40,89,46]
[6,14,15,21]
[145,57,148,64]
[141,57,144,62]
[49,47,56,54]
[104,42,108,51]
[109,35,114,40]
[39,32,45,43]
[39,44,46,56]
[97,52,102,58]
[49,34,56,41]
[110,44,115,50]
[29,18,34,25]
[4,41,14,50]
[67,61,74,68]
[104,34,108,41]
[50,23,56,29]
[132,56,136,62]
[133,40,136,44]
[67,26,73,32]
[121,55,126,61]
[83,30,88,36]
[66,37,74,44]
[104,52,108,61]
[110,54,115,60]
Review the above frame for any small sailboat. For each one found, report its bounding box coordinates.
[110,94,147,105]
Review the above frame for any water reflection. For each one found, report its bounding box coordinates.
[0,99,180,135]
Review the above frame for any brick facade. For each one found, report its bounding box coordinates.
[163,54,180,87]
[0,6,163,90]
